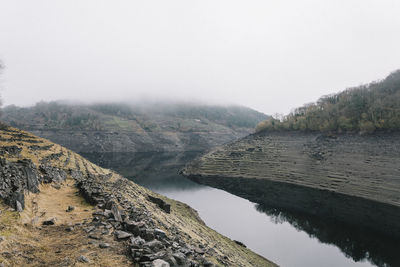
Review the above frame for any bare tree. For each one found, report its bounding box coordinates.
[0,61,3,120]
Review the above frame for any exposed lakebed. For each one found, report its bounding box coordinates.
[82,151,400,267]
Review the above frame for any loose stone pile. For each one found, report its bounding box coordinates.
[74,170,216,267]
[0,153,218,266]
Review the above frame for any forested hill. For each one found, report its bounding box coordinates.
[256,69,400,134]
[2,101,268,152]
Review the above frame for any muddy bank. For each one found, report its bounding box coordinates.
[183,132,400,238]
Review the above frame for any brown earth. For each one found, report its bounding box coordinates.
[0,127,276,267]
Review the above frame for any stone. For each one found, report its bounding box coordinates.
[144,240,164,252]
[130,236,145,249]
[147,195,171,213]
[77,255,90,263]
[111,203,123,222]
[124,220,141,236]
[66,226,74,232]
[172,252,186,265]
[99,242,110,248]
[140,229,155,241]
[42,217,57,225]
[66,206,75,212]
[154,228,167,239]
[233,240,246,247]
[151,259,170,267]
[194,247,204,254]
[10,191,25,211]
[16,200,23,212]
[88,233,102,240]
[115,230,132,240]
[164,255,178,266]
[51,183,61,190]
[103,209,113,218]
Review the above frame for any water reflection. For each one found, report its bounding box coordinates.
[255,205,399,267]
[82,152,400,267]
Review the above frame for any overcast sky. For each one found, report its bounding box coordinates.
[0,0,400,115]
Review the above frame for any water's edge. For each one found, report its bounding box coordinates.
[185,174,400,239]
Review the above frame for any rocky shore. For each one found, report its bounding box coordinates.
[0,127,276,267]
[182,131,400,238]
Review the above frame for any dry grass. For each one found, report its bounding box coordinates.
[0,184,131,267]
[21,179,93,226]
[0,127,277,267]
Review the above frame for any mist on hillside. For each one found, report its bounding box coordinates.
[1,1,400,115]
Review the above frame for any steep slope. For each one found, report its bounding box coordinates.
[0,126,276,267]
[182,131,400,238]
[256,69,400,133]
[3,102,268,153]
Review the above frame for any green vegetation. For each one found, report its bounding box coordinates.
[3,101,267,132]
[256,70,400,134]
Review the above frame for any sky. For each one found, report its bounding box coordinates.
[0,0,400,115]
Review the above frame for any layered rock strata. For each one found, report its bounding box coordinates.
[183,132,400,238]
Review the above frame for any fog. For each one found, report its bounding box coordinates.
[0,0,400,114]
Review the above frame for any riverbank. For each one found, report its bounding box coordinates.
[182,131,400,238]
[0,126,276,267]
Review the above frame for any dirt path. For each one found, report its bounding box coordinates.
[0,180,131,267]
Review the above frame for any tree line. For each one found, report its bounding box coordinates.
[256,70,400,134]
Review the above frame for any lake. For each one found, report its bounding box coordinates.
[82,151,399,267]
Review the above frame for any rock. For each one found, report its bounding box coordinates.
[154,228,167,239]
[9,191,25,211]
[203,261,215,267]
[164,255,178,266]
[140,229,155,241]
[103,209,113,218]
[111,203,123,222]
[88,233,102,240]
[172,252,186,265]
[144,240,164,252]
[147,195,171,213]
[85,226,95,233]
[39,164,66,183]
[130,236,145,248]
[234,240,246,247]
[115,230,132,240]
[151,259,170,267]
[124,220,141,236]
[16,200,23,212]
[99,242,110,248]
[66,226,74,232]
[66,206,75,212]
[42,218,56,225]
[51,183,61,190]
[0,236,4,243]
[77,255,90,263]
[194,247,205,255]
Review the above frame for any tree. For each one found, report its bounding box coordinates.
[0,60,3,113]
[256,69,400,134]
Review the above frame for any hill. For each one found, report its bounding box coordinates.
[2,101,268,153]
[256,70,400,134]
[0,126,276,267]
[182,131,400,241]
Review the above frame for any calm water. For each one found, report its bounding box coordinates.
[83,152,399,267]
